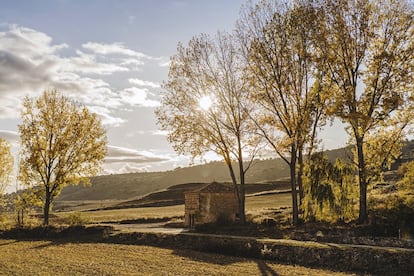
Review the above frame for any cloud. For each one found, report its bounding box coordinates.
[88,106,126,127]
[0,24,68,61]
[63,50,129,75]
[128,78,160,88]
[82,42,150,59]
[126,129,169,138]
[106,145,169,163]
[0,24,161,126]
[0,130,19,146]
[102,147,190,174]
[119,87,161,107]
[158,59,170,67]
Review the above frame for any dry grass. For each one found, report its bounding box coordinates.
[246,193,292,211]
[0,239,355,275]
[49,193,293,225]
[73,205,185,223]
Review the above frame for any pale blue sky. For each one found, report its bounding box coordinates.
[0,0,347,177]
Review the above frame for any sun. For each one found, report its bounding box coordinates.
[198,95,213,111]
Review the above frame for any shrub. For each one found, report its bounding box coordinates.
[67,212,89,226]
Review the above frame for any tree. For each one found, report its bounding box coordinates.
[237,0,327,225]
[0,138,13,213]
[15,189,42,227]
[156,32,261,223]
[0,138,13,195]
[316,0,414,223]
[303,153,356,222]
[397,160,414,209]
[19,89,107,225]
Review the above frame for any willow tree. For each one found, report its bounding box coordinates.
[156,32,260,223]
[19,89,107,225]
[316,0,414,223]
[238,0,327,225]
[0,138,13,195]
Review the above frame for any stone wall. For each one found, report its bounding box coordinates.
[184,193,199,227]
[199,193,238,224]
[184,189,238,227]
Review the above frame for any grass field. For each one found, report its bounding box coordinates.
[76,205,185,223]
[0,239,355,275]
[50,192,293,224]
[246,192,292,211]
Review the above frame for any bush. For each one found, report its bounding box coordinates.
[67,212,89,226]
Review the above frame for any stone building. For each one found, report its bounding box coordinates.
[184,182,238,228]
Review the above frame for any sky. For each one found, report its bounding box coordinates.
[0,0,347,182]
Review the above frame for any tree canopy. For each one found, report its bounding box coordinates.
[315,0,414,222]
[0,138,13,195]
[19,89,107,225]
[156,32,261,223]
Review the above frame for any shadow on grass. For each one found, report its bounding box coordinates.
[257,260,279,276]
[171,247,279,275]
[0,225,283,275]
[0,240,19,247]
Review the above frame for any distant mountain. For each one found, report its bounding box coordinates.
[55,140,414,203]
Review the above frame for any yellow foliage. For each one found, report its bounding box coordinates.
[0,138,13,195]
[18,89,107,225]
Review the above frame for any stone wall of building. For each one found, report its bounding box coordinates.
[184,192,200,227]
[199,193,238,224]
[184,183,238,227]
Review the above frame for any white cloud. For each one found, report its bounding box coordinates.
[82,42,150,59]
[87,106,126,127]
[106,145,169,163]
[0,24,161,125]
[158,60,170,67]
[63,50,129,75]
[152,130,169,136]
[0,24,67,63]
[102,147,190,174]
[119,87,160,107]
[120,58,144,68]
[0,130,19,146]
[128,78,160,88]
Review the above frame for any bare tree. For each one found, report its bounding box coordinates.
[156,32,261,223]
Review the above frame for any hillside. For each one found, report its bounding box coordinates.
[55,141,413,205]
[57,158,291,202]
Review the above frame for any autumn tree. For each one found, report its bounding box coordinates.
[19,89,107,225]
[156,32,260,223]
[0,138,13,211]
[237,0,327,225]
[15,188,42,227]
[303,153,356,222]
[316,0,414,223]
[397,160,414,209]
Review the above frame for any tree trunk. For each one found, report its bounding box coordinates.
[225,159,243,223]
[290,144,299,226]
[44,191,51,226]
[297,148,304,209]
[238,160,246,224]
[356,137,368,224]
